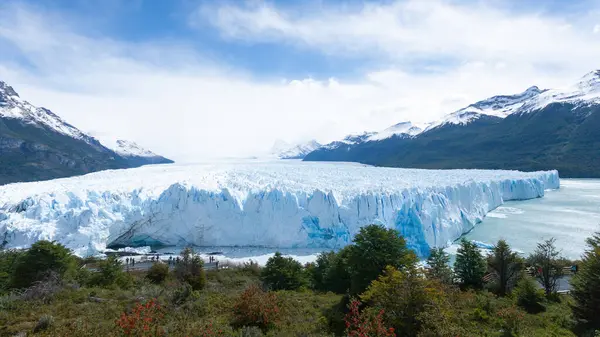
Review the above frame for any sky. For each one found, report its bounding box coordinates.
[0,0,599,161]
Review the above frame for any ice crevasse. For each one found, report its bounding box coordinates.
[0,161,560,257]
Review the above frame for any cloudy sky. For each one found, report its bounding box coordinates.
[0,0,599,161]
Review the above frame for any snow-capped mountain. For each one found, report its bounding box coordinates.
[0,81,102,147]
[519,69,600,113]
[271,139,322,159]
[96,137,173,166]
[111,139,158,158]
[367,121,429,141]
[426,86,546,130]
[305,70,600,178]
[427,70,600,130]
[317,122,428,152]
[0,80,173,185]
[321,132,376,150]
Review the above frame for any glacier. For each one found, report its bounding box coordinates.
[0,161,559,257]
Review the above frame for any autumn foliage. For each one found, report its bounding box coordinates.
[344,299,396,337]
[116,299,165,336]
[232,284,280,331]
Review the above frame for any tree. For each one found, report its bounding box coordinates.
[146,262,169,284]
[361,266,447,337]
[310,251,335,291]
[11,240,76,289]
[261,252,307,291]
[310,249,352,293]
[0,249,25,291]
[346,225,417,295]
[454,239,486,290]
[570,232,600,329]
[174,247,206,290]
[529,238,564,296]
[487,240,523,296]
[426,248,453,284]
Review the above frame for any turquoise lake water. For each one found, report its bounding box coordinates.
[449,178,600,260]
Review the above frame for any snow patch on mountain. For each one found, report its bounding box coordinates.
[521,70,600,113]
[0,81,95,144]
[0,161,559,257]
[426,86,546,130]
[98,137,161,158]
[367,121,429,141]
[271,139,322,159]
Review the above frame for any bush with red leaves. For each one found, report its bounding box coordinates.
[232,284,280,331]
[344,299,396,337]
[116,298,165,336]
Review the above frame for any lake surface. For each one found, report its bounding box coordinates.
[449,178,600,260]
[151,178,600,264]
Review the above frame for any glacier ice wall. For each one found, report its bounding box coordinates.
[0,161,560,257]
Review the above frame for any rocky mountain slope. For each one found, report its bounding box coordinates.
[0,81,172,185]
[305,70,600,178]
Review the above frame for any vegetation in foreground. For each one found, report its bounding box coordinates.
[0,225,599,336]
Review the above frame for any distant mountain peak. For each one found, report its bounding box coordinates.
[367,121,427,141]
[575,70,600,91]
[0,81,19,99]
[271,139,322,159]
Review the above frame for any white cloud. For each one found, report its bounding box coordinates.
[1,1,599,161]
[199,0,600,68]
[594,24,600,33]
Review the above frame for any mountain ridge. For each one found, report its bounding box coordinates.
[0,80,173,185]
[304,70,600,178]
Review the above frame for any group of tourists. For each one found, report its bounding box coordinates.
[122,254,220,269]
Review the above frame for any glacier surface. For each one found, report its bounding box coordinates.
[0,161,559,257]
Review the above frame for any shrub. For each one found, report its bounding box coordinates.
[232,284,280,331]
[496,305,525,337]
[33,314,54,333]
[20,271,63,303]
[146,263,169,284]
[361,266,446,336]
[471,308,489,322]
[239,326,264,337]
[174,247,206,291]
[261,252,307,291]
[240,261,261,276]
[11,240,76,289]
[88,256,133,288]
[514,277,545,313]
[170,283,195,306]
[115,298,165,336]
[198,323,225,337]
[344,299,396,337]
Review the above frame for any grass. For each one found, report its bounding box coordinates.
[0,266,582,337]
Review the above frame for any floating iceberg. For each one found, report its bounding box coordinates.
[0,161,559,257]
